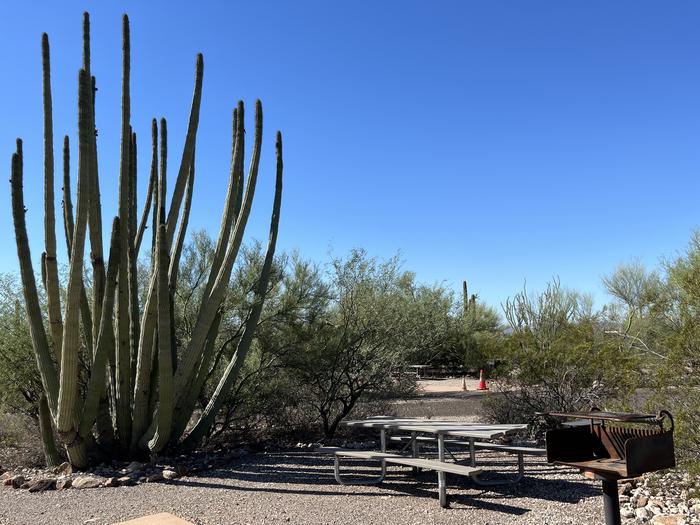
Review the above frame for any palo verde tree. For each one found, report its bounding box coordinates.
[9,13,283,467]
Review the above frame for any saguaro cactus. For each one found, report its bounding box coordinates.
[9,13,284,467]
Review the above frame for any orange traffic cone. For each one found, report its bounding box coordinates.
[477,369,488,391]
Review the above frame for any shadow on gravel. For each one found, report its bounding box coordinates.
[168,452,599,516]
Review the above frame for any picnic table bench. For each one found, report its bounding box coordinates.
[320,447,482,506]
[387,434,545,483]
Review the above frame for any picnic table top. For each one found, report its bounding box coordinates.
[343,417,527,439]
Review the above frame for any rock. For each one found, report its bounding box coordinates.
[637,507,652,520]
[639,496,650,508]
[53,462,72,476]
[175,464,188,477]
[620,495,631,504]
[72,476,103,489]
[10,475,26,489]
[651,516,686,525]
[145,473,163,483]
[162,469,178,480]
[691,504,700,515]
[103,477,119,488]
[19,481,32,490]
[124,461,144,474]
[0,471,13,482]
[620,482,633,495]
[55,478,72,490]
[117,476,135,486]
[650,499,667,509]
[622,507,637,519]
[27,479,56,493]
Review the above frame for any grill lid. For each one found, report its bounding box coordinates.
[546,411,658,423]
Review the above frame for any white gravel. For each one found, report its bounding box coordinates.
[0,451,608,525]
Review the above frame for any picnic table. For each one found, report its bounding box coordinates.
[344,416,528,467]
[326,417,539,507]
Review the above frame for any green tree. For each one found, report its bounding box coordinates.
[654,233,700,464]
[488,279,638,427]
[601,260,671,368]
[283,250,453,438]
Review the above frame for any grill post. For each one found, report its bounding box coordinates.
[601,479,621,525]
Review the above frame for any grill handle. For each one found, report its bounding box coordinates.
[656,410,674,432]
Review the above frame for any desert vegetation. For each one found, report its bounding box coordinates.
[1,11,698,485]
[4,224,700,470]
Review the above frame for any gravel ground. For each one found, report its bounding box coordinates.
[0,450,607,525]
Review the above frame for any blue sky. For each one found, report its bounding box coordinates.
[1,1,699,311]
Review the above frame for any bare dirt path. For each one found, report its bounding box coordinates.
[418,377,483,393]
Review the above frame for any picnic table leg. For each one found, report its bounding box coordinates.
[469,437,476,467]
[517,452,524,479]
[437,433,448,508]
[470,451,526,487]
[411,431,420,475]
[333,454,386,485]
[380,429,387,478]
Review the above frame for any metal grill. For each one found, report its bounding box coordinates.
[545,410,675,525]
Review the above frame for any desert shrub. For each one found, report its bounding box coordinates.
[653,233,700,465]
[486,279,639,432]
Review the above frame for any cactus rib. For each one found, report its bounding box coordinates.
[115,14,133,446]
[11,140,60,413]
[41,33,64,363]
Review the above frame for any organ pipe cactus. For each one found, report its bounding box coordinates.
[9,13,283,467]
[462,280,469,316]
